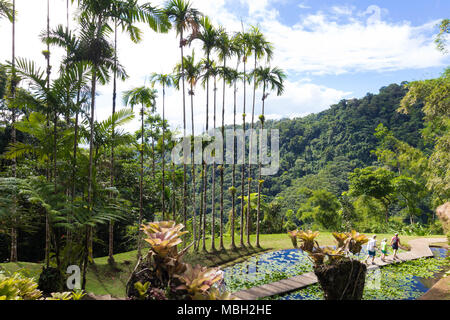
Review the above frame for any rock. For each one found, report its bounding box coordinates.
[436,202,450,233]
[83,293,124,300]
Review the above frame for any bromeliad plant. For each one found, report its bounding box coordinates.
[288,229,369,300]
[0,271,86,300]
[126,221,233,300]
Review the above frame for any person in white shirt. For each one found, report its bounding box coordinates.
[364,235,378,265]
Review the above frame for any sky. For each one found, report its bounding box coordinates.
[0,0,449,135]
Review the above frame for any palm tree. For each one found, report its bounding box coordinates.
[235,30,251,247]
[221,65,241,249]
[246,26,273,246]
[193,15,217,251]
[0,0,13,22]
[107,2,169,264]
[201,59,219,251]
[215,27,232,251]
[123,86,157,258]
[174,51,202,248]
[8,0,17,262]
[44,13,127,279]
[164,0,202,231]
[4,57,87,266]
[149,73,174,220]
[252,66,285,247]
[43,25,91,254]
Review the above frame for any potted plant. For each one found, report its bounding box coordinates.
[288,229,368,300]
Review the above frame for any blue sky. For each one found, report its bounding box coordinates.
[0,0,449,134]
[262,0,450,98]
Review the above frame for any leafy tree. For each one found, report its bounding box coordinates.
[399,68,450,203]
[435,19,449,53]
[347,166,395,223]
[392,175,426,224]
[296,189,341,231]
[0,0,13,22]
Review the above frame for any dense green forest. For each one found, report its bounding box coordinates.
[0,77,444,262]
[0,0,448,280]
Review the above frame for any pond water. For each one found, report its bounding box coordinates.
[278,247,449,300]
[223,246,449,300]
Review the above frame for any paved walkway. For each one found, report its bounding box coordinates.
[418,274,450,300]
[231,237,447,300]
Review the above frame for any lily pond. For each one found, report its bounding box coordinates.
[223,247,449,300]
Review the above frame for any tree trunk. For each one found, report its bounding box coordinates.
[162,84,166,220]
[230,68,238,250]
[211,76,216,251]
[108,21,118,265]
[256,83,266,248]
[240,55,247,247]
[179,32,187,230]
[190,86,197,250]
[9,0,17,263]
[219,59,226,251]
[246,55,258,247]
[87,66,97,262]
[138,106,144,258]
[202,53,210,252]
[44,0,53,267]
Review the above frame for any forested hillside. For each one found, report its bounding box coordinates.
[222,83,425,211]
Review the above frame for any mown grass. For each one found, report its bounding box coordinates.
[0,232,444,298]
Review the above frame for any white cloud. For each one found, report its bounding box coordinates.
[0,0,448,135]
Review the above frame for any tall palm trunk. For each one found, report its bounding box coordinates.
[240,56,246,247]
[179,30,187,230]
[87,65,97,263]
[230,62,238,250]
[256,82,266,248]
[219,58,226,251]
[172,162,176,217]
[108,21,118,265]
[46,0,52,267]
[211,75,217,251]
[83,64,97,290]
[246,55,257,246]
[202,54,210,252]
[162,83,167,220]
[138,105,144,258]
[151,122,155,180]
[70,87,80,251]
[10,0,17,263]
[190,85,197,250]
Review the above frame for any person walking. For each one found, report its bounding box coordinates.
[380,238,388,262]
[390,233,401,260]
[364,235,378,265]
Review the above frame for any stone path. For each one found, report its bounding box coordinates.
[231,237,447,300]
[418,274,450,300]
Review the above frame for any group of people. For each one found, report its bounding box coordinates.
[364,233,401,265]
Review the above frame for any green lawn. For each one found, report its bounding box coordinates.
[0,232,445,298]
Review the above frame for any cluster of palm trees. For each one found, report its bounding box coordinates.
[163,1,286,251]
[0,0,286,278]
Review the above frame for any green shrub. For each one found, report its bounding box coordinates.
[0,271,43,300]
[38,266,64,295]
